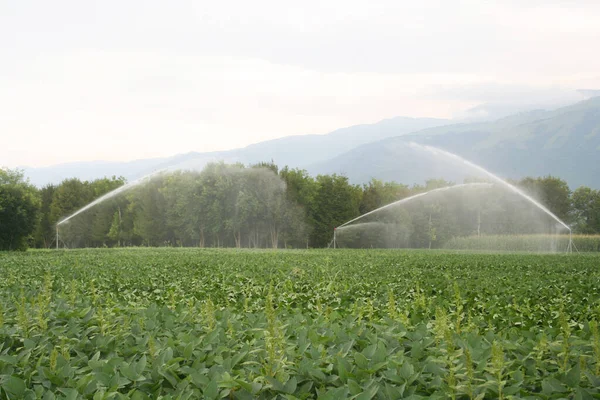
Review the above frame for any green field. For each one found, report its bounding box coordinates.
[1,249,600,399]
[443,235,600,253]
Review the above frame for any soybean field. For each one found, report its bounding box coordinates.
[1,249,600,399]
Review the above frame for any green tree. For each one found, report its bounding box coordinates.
[310,174,361,247]
[50,176,125,247]
[360,179,411,214]
[107,209,123,246]
[519,176,571,224]
[0,168,40,250]
[49,178,93,224]
[279,167,318,247]
[133,177,168,246]
[34,184,56,248]
[252,161,279,175]
[88,176,127,246]
[572,186,600,234]
[160,171,201,246]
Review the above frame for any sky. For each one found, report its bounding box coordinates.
[1,0,600,168]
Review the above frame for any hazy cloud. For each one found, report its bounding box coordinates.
[1,0,599,167]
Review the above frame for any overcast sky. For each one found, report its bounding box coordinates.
[1,0,599,168]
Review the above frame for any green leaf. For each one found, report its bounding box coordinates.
[503,385,521,395]
[191,372,209,388]
[203,379,219,400]
[337,358,349,383]
[233,379,256,393]
[319,387,349,400]
[120,362,140,381]
[42,390,56,400]
[399,361,414,380]
[354,385,379,400]
[130,390,151,400]
[183,343,194,359]
[354,353,369,370]
[309,368,327,382]
[541,378,568,394]
[109,371,121,391]
[574,388,594,400]
[0,355,18,365]
[231,351,247,368]
[266,377,285,392]
[565,364,581,388]
[283,376,297,394]
[384,382,404,400]
[135,355,147,376]
[334,378,353,395]
[1,376,26,397]
[369,361,388,373]
[58,388,79,400]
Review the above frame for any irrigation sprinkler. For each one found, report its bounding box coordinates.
[332,179,576,253]
[566,230,578,253]
[332,144,575,254]
[333,227,337,249]
[55,224,68,250]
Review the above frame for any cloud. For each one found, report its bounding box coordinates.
[1,0,599,167]
[0,50,481,167]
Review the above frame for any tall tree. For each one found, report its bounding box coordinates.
[360,179,411,214]
[34,184,56,248]
[133,177,168,246]
[279,167,318,247]
[572,187,600,234]
[310,174,362,247]
[50,176,125,247]
[519,176,571,224]
[0,168,40,250]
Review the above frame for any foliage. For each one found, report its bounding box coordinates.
[45,176,126,248]
[0,168,39,250]
[5,162,600,250]
[50,170,600,249]
[79,164,311,249]
[52,166,365,249]
[571,187,600,234]
[309,174,362,247]
[518,176,572,223]
[360,179,410,214]
[1,248,600,398]
[33,185,56,248]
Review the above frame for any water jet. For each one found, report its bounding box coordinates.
[333,143,573,252]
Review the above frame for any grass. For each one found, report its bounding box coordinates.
[0,248,600,398]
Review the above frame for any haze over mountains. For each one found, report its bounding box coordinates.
[310,96,600,189]
[23,117,449,185]
[23,97,600,189]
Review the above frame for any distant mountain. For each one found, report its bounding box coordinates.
[21,158,169,187]
[23,97,600,190]
[23,117,449,186]
[232,116,448,169]
[308,97,600,189]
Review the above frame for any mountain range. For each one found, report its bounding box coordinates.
[308,97,600,189]
[22,116,449,186]
[23,97,600,189]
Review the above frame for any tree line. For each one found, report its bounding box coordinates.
[1,162,599,251]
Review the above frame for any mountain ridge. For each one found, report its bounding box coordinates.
[22,116,449,186]
[20,97,600,189]
[307,96,600,189]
